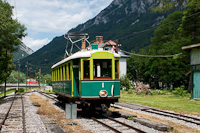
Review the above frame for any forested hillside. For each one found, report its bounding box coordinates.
[19,0,186,74]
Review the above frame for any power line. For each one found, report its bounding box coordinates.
[121,49,183,58]
[81,0,131,32]
[17,9,200,35]
[116,11,200,41]
[103,0,131,18]
[13,0,17,19]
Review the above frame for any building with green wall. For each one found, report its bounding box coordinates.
[182,43,200,100]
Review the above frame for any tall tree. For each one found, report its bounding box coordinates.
[128,0,200,89]
[0,0,26,83]
[152,0,185,12]
[179,0,200,44]
[128,11,190,89]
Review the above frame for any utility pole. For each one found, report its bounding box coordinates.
[26,62,28,91]
[116,40,119,53]
[39,68,41,89]
[29,66,31,89]
[4,50,7,97]
[18,58,20,92]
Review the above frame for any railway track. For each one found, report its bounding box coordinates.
[143,108,200,125]
[114,102,200,126]
[0,94,26,133]
[91,113,147,133]
[37,91,59,102]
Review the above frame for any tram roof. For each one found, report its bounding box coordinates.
[51,49,121,69]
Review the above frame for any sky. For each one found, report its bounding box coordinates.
[7,0,113,51]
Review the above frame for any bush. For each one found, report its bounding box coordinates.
[174,85,190,97]
[128,89,133,94]
[150,89,171,95]
[120,75,131,91]
[19,88,24,93]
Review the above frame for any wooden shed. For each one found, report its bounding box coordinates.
[182,43,200,100]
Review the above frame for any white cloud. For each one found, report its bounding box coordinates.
[8,0,113,33]
[7,0,113,51]
[22,37,51,51]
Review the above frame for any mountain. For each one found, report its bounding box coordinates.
[13,43,34,61]
[19,0,186,75]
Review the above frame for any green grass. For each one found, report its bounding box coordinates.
[0,90,16,97]
[39,88,54,93]
[24,88,33,92]
[119,92,200,115]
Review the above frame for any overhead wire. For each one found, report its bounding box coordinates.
[13,0,17,19]
[103,0,131,18]
[12,0,199,59]
[121,50,183,58]
[80,0,131,32]
[12,2,200,35]
[113,11,200,58]
[116,11,200,41]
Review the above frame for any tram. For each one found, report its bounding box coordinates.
[51,34,124,112]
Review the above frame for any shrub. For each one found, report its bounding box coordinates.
[128,89,133,94]
[19,88,24,93]
[150,89,171,95]
[120,75,131,91]
[174,85,190,97]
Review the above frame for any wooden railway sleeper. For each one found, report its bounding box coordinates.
[102,114,147,133]
[91,117,122,133]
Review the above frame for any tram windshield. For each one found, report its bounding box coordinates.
[93,59,112,79]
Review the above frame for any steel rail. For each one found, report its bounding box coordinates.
[102,114,147,133]
[91,117,122,133]
[116,103,200,125]
[0,94,16,131]
[38,91,59,102]
[151,108,200,122]
[144,110,200,125]
[21,94,26,133]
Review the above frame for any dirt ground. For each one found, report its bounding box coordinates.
[29,94,91,133]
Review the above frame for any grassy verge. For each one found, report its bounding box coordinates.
[24,88,32,92]
[0,90,16,103]
[119,91,200,116]
[0,90,16,97]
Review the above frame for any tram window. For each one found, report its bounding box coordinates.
[56,68,58,81]
[83,60,90,79]
[60,67,62,80]
[94,59,111,78]
[68,63,71,80]
[58,68,60,80]
[65,65,67,80]
[115,60,119,79]
[56,69,57,81]
[61,66,63,80]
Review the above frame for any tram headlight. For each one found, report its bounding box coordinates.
[99,90,108,97]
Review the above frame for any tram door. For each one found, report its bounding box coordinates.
[73,66,79,96]
[193,72,200,99]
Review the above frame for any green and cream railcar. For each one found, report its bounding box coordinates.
[51,49,121,111]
